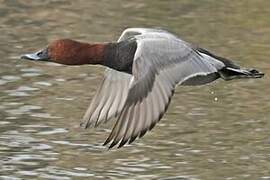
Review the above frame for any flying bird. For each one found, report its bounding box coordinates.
[21,28,264,148]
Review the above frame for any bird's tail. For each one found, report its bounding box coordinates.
[218,67,264,81]
[196,47,264,81]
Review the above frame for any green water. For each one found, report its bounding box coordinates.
[0,0,270,179]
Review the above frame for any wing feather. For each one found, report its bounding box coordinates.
[105,33,225,148]
[81,28,226,148]
[81,69,131,128]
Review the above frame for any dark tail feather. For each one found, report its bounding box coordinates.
[219,67,264,81]
[196,47,264,81]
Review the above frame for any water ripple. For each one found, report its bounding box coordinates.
[37,128,68,135]
[33,81,52,86]
[0,0,269,179]
[1,75,21,82]
[30,113,61,119]
[37,166,94,178]
[5,105,42,115]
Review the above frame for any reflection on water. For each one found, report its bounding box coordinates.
[0,0,270,179]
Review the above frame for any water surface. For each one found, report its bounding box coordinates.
[0,0,270,179]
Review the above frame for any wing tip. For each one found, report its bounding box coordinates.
[103,137,111,146]
[80,121,90,129]
[118,139,128,148]
[128,135,137,144]
[108,141,118,149]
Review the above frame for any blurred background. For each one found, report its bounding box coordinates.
[0,0,269,179]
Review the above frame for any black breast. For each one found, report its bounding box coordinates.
[103,38,137,74]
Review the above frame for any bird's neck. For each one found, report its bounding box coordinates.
[51,40,116,65]
[102,40,137,74]
[74,43,107,65]
[58,39,136,74]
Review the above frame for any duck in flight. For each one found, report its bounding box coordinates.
[21,28,264,148]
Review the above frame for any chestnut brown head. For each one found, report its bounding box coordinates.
[21,39,105,65]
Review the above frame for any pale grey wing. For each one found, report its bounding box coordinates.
[80,29,142,128]
[81,68,131,128]
[104,36,225,148]
[118,28,172,42]
[104,70,175,148]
